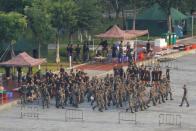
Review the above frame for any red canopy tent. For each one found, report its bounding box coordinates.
[96,25,148,40]
[0,52,46,67]
[125,30,149,38]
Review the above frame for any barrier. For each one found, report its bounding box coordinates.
[20,105,39,119]
[159,61,179,70]
[65,108,84,122]
[118,111,136,124]
[159,113,181,127]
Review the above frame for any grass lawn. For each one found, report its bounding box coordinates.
[0,63,71,75]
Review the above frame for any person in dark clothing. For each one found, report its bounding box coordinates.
[140,67,145,81]
[166,66,170,80]
[60,65,65,74]
[127,66,133,78]
[75,44,81,62]
[146,40,151,53]
[100,40,108,57]
[66,44,70,59]
[145,69,150,82]
[86,42,90,61]
[179,84,189,107]
[69,44,73,57]
[126,43,133,64]
[112,44,117,58]
[82,43,87,62]
[158,68,162,81]
[119,66,124,79]
[118,42,123,63]
[126,43,130,57]
[154,69,159,82]
[152,68,155,82]
[17,67,22,83]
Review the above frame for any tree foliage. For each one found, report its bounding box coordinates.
[24,0,54,44]
[0,12,27,43]
[0,0,195,46]
[74,0,102,32]
[156,0,185,14]
[0,0,31,13]
[50,0,78,34]
[49,0,78,63]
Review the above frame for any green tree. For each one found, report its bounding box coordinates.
[50,0,78,63]
[24,0,54,58]
[107,0,129,19]
[129,0,151,30]
[0,0,31,13]
[74,0,102,35]
[0,12,27,44]
[104,0,148,29]
[156,0,185,32]
[182,0,196,13]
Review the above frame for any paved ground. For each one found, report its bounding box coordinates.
[177,37,196,44]
[0,53,196,131]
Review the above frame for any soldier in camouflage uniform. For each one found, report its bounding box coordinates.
[41,84,50,109]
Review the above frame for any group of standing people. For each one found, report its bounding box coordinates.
[66,40,151,65]
[66,42,90,63]
[18,62,178,112]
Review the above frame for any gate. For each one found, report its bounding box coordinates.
[65,108,84,122]
[159,113,181,127]
[118,112,136,124]
[159,61,179,70]
[21,105,39,119]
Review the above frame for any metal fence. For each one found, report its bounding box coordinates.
[159,113,181,127]
[20,105,39,119]
[118,111,137,124]
[159,60,180,70]
[65,108,84,122]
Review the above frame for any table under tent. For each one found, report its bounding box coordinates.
[0,52,46,88]
[94,25,149,63]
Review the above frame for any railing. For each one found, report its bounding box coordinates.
[159,113,181,127]
[65,108,84,122]
[20,105,39,119]
[159,60,180,70]
[138,49,196,69]
[118,111,137,124]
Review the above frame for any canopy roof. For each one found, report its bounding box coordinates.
[125,30,149,37]
[0,52,46,67]
[96,25,148,40]
[137,3,187,21]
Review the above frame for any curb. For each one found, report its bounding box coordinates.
[177,36,196,43]
[52,62,88,74]
[66,62,88,70]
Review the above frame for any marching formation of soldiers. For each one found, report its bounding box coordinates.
[19,63,173,112]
